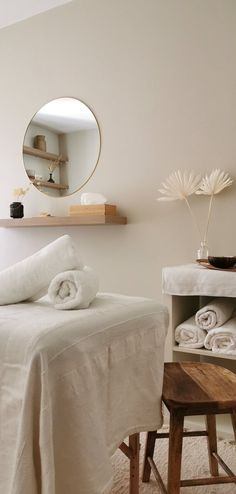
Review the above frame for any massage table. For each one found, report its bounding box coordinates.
[0,292,168,494]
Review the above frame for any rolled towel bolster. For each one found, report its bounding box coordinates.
[0,235,83,305]
[195,297,236,330]
[48,266,99,310]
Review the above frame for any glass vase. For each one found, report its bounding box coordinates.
[48,173,55,183]
[197,241,209,260]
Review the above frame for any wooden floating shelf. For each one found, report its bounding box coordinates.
[0,215,127,228]
[31,179,69,190]
[23,145,67,163]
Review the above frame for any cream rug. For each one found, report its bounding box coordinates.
[111,432,236,493]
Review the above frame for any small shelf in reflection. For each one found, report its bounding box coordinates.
[30,178,69,191]
[23,146,67,163]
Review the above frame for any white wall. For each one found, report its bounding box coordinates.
[0,0,236,320]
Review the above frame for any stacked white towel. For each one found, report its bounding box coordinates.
[195,298,235,331]
[204,317,236,354]
[0,235,83,305]
[175,316,206,348]
[175,298,236,354]
[48,266,99,310]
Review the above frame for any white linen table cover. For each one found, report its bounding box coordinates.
[0,293,168,494]
[162,263,236,297]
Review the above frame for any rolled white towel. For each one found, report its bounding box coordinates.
[195,297,235,331]
[48,266,99,310]
[175,315,206,349]
[0,235,83,305]
[204,316,236,354]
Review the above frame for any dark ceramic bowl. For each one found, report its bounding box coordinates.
[208,256,236,269]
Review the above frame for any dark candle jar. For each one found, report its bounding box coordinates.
[10,202,24,218]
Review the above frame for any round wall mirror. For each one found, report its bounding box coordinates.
[22,97,101,197]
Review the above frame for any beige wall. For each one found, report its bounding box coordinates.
[0,0,236,322]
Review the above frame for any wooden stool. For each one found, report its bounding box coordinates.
[142,362,236,493]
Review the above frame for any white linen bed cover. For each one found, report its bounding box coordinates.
[0,293,168,494]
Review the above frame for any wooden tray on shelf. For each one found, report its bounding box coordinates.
[196,259,236,272]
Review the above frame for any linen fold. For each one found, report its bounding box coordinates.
[48,265,99,309]
[204,316,236,354]
[195,297,236,330]
[0,235,83,305]
[175,315,206,348]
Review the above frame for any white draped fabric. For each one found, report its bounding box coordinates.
[0,293,168,494]
[162,263,236,297]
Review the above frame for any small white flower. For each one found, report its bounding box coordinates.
[196,169,233,195]
[13,187,30,201]
[158,170,202,201]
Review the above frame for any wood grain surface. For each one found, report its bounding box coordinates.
[163,362,236,412]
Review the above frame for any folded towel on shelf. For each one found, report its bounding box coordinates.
[175,315,207,348]
[195,297,236,331]
[204,316,236,354]
[48,265,99,310]
[0,235,83,305]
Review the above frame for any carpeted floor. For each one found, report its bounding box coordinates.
[111,431,236,493]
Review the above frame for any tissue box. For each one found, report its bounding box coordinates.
[69,204,117,216]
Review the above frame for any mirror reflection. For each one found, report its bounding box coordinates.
[22,97,101,197]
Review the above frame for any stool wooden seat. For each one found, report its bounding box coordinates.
[142,362,236,494]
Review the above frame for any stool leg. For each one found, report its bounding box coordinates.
[129,433,140,494]
[167,411,184,494]
[205,414,219,476]
[230,410,236,441]
[142,431,157,482]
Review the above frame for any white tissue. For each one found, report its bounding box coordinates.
[80,193,108,205]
